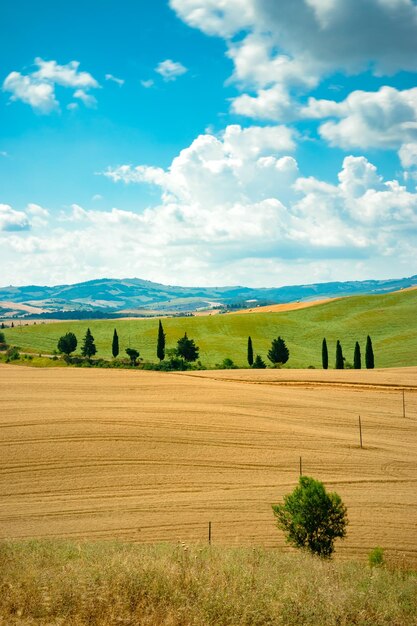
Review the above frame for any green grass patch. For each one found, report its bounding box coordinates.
[3,288,417,368]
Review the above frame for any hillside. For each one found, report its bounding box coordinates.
[0,274,416,318]
[3,287,417,368]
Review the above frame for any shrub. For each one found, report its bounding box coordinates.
[252,355,266,369]
[272,476,348,558]
[369,547,385,568]
[215,358,238,369]
[5,346,20,361]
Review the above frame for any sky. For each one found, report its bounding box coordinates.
[1,0,417,288]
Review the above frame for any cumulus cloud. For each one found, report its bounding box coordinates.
[2,72,58,113]
[0,204,31,232]
[105,124,297,205]
[303,86,417,150]
[155,59,187,81]
[170,0,417,121]
[2,58,99,113]
[2,124,416,286]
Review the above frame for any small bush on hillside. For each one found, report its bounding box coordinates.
[252,355,266,369]
[215,358,238,369]
[5,346,20,361]
[369,547,385,568]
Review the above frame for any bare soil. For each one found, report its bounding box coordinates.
[1,364,416,564]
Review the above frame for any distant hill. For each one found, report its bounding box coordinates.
[0,274,416,319]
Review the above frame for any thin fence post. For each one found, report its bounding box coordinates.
[359,415,363,449]
[208,521,211,545]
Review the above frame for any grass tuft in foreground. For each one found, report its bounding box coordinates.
[1,540,416,625]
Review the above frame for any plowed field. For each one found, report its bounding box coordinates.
[1,365,416,564]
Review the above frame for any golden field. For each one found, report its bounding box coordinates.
[1,364,416,565]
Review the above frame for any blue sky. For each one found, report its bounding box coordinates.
[1,0,417,287]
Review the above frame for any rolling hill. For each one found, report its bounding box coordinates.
[0,274,416,318]
[4,287,417,368]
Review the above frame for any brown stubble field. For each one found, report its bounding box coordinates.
[1,364,416,565]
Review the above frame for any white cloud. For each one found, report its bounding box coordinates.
[170,0,417,121]
[105,73,125,86]
[73,89,97,108]
[155,59,187,81]
[399,143,417,169]
[33,58,98,89]
[0,204,31,232]
[2,72,58,113]
[303,86,417,150]
[2,58,99,113]
[105,124,297,205]
[26,203,49,217]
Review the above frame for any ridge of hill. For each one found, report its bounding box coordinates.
[0,274,416,318]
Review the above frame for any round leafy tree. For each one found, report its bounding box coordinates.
[272,476,348,558]
[125,347,140,365]
[57,332,77,355]
[176,332,199,362]
[268,336,289,365]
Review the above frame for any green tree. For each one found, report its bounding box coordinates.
[176,333,199,362]
[335,340,344,369]
[272,476,348,558]
[252,354,266,369]
[126,347,139,365]
[112,329,119,358]
[81,328,97,358]
[365,335,374,369]
[322,338,328,370]
[267,336,289,365]
[57,332,77,355]
[0,331,6,345]
[157,320,166,361]
[354,341,361,369]
[247,336,254,366]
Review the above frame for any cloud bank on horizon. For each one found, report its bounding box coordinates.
[1,0,417,287]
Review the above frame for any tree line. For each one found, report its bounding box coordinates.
[56,321,200,370]
[55,324,375,370]
[322,335,374,369]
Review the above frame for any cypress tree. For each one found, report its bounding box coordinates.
[354,341,361,369]
[81,328,97,358]
[157,320,166,361]
[247,336,254,366]
[335,340,344,369]
[322,338,328,370]
[112,329,119,358]
[365,335,374,369]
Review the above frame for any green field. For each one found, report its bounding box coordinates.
[3,288,417,368]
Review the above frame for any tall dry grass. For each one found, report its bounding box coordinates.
[1,540,416,625]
